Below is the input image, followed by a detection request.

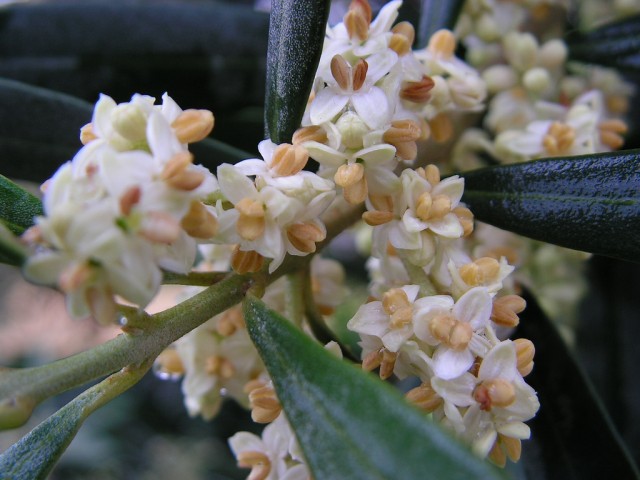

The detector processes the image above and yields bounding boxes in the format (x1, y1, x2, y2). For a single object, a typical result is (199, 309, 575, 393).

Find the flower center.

(543, 121, 575, 155)
(473, 378, 516, 411)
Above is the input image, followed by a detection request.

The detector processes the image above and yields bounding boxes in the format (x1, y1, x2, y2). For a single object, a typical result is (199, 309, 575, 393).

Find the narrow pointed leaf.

(243, 295, 504, 480)
(0, 174, 43, 235)
(265, 0, 330, 143)
(567, 15, 640, 71)
(0, 78, 92, 183)
(461, 151, 640, 262)
(417, 0, 466, 48)
(514, 291, 640, 479)
(0, 362, 150, 480)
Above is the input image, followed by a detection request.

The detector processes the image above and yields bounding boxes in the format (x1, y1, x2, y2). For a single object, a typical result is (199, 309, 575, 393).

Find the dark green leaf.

(265, 0, 330, 143)
(243, 295, 504, 480)
(461, 150, 640, 262)
(0, 174, 43, 235)
(190, 137, 254, 168)
(417, 0, 465, 48)
(0, 78, 93, 183)
(514, 291, 640, 479)
(0, 363, 150, 480)
(567, 15, 640, 72)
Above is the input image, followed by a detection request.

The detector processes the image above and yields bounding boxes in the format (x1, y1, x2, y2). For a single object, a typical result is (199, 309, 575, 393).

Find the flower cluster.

(22, 94, 218, 323)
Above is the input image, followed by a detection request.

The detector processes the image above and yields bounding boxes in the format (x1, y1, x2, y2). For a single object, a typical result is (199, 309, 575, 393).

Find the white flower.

(413, 287, 493, 379)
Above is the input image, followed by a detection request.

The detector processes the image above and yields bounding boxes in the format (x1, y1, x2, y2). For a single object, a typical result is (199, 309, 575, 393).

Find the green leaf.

(190, 137, 254, 168)
(416, 0, 466, 48)
(0, 362, 151, 480)
(567, 15, 640, 72)
(265, 0, 330, 143)
(0, 78, 93, 183)
(514, 291, 640, 479)
(243, 295, 504, 480)
(460, 150, 640, 262)
(0, 174, 43, 235)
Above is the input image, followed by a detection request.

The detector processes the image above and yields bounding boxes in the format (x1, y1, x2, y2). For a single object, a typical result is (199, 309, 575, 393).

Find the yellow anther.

(488, 440, 507, 468)
(501, 434, 522, 462)
(171, 109, 214, 144)
(140, 211, 181, 244)
(406, 383, 443, 412)
(181, 200, 218, 239)
(543, 122, 575, 155)
(416, 192, 433, 221)
(429, 313, 457, 344)
(331, 55, 352, 91)
(235, 198, 266, 241)
(119, 185, 141, 216)
(286, 221, 325, 253)
(80, 123, 97, 145)
(429, 113, 454, 142)
(514, 338, 535, 377)
(271, 143, 309, 176)
(161, 152, 205, 191)
(216, 306, 245, 336)
(352, 59, 369, 91)
(389, 21, 415, 55)
(362, 349, 383, 372)
(205, 355, 235, 379)
(343, 175, 368, 204)
(382, 288, 411, 315)
(491, 295, 526, 328)
(453, 206, 474, 236)
(599, 118, 628, 150)
(369, 194, 394, 212)
(362, 210, 394, 226)
(379, 349, 397, 380)
(459, 257, 501, 286)
(383, 120, 422, 143)
(448, 322, 473, 351)
(428, 29, 457, 59)
(292, 125, 327, 145)
(344, 0, 372, 41)
(474, 378, 516, 411)
(248, 384, 282, 424)
(156, 349, 185, 376)
(334, 163, 364, 188)
(237, 451, 271, 480)
(231, 246, 264, 273)
(424, 164, 441, 185)
(400, 75, 436, 103)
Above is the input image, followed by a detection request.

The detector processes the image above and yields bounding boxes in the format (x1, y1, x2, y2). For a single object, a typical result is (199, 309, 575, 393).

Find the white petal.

(364, 50, 399, 85)
(228, 432, 264, 456)
(432, 176, 464, 207)
(234, 159, 268, 177)
(432, 374, 476, 406)
(217, 164, 257, 204)
(433, 347, 474, 380)
(309, 88, 349, 125)
(453, 287, 492, 329)
(147, 111, 182, 163)
(352, 87, 391, 129)
(304, 141, 348, 168)
(497, 421, 531, 439)
(382, 326, 412, 352)
(369, 0, 402, 36)
(402, 210, 430, 233)
(347, 302, 389, 338)
(356, 144, 397, 166)
(428, 213, 464, 238)
(478, 341, 517, 381)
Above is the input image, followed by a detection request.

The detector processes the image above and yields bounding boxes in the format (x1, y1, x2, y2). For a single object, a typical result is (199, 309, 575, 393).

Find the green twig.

(161, 270, 228, 286)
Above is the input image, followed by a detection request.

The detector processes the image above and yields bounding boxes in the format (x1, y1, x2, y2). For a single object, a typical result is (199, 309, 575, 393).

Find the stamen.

(216, 306, 245, 336)
(286, 222, 325, 253)
(85, 286, 118, 325)
(171, 109, 215, 144)
(406, 383, 443, 412)
(379, 349, 397, 380)
(453, 206, 474, 236)
(599, 118, 627, 150)
(331, 55, 352, 91)
(119, 185, 141, 216)
(237, 451, 271, 480)
(400, 75, 435, 103)
(181, 201, 218, 239)
(543, 122, 575, 155)
(80, 123, 97, 145)
(205, 355, 236, 378)
(459, 257, 500, 286)
(429, 113, 454, 142)
(292, 125, 327, 145)
(474, 378, 516, 410)
(344, 0, 372, 41)
(514, 338, 535, 376)
(231, 246, 264, 273)
(362, 210, 394, 226)
(352, 59, 369, 91)
(248, 383, 282, 424)
(155, 349, 185, 376)
(491, 295, 526, 328)
(235, 198, 266, 241)
(162, 152, 205, 191)
(140, 211, 181, 243)
(428, 29, 456, 59)
(382, 288, 411, 315)
(270, 143, 309, 176)
(60, 262, 93, 292)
